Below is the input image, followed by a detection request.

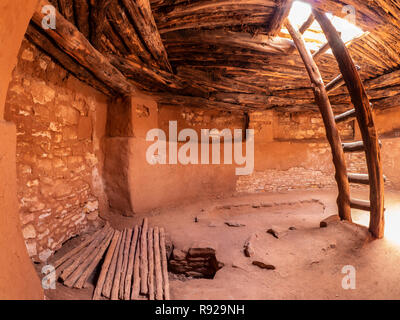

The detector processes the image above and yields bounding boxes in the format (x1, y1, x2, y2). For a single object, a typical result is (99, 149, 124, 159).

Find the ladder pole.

(314, 10, 385, 239)
(285, 21, 352, 222)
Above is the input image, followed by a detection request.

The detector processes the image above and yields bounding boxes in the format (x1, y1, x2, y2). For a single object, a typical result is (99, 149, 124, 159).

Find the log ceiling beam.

(74, 0, 90, 39)
(176, 66, 270, 95)
(31, 0, 135, 96)
(57, 0, 75, 24)
(120, 0, 172, 72)
(26, 0, 400, 113)
(154, 92, 349, 113)
(154, 93, 259, 112)
(90, 0, 113, 49)
(164, 29, 295, 54)
(267, 0, 293, 36)
(25, 23, 114, 96)
(153, 0, 276, 34)
(107, 1, 153, 66)
(107, 54, 208, 97)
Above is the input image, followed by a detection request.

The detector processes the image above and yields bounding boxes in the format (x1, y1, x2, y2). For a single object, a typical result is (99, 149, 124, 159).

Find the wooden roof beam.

(107, 54, 208, 97)
(267, 0, 294, 36)
(31, 0, 135, 96)
(153, 93, 258, 112)
(120, 0, 172, 72)
(107, 1, 153, 65)
(89, 0, 113, 49)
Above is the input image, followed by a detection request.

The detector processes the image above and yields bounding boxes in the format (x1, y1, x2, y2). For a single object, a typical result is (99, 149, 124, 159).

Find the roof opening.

(282, 1, 366, 53)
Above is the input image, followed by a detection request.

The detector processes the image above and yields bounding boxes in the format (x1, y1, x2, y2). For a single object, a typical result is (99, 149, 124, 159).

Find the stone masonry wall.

(272, 110, 354, 141)
(4, 39, 108, 262)
(237, 109, 400, 193)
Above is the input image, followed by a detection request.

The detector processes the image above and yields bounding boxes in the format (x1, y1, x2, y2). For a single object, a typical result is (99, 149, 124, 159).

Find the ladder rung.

(348, 173, 387, 185)
(350, 198, 371, 211)
(348, 173, 369, 184)
(342, 141, 364, 152)
(335, 109, 356, 123)
(313, 32, 342, 60)
(287, 15, 316, 55)
(313, 42, 330, 60)
(326, 65, 361, 93)
(299, 14, 315, 34)
(342, 140, 382, 152)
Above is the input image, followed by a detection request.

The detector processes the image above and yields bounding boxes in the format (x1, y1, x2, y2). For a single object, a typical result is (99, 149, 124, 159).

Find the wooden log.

(120, 0, 172, 72)
(63, 229, 111, 287)
(93, 230, 121, 300)
(131, 227, 142, 300)
(147, 227, 155, 300)
(164, 29, 294, 55)
(31, 0, 135, 96)
(211, 92, 313, 107)
(111, 229, 127, 300)
(140, 218, 149, 295)
(125, 225, 139, 300)
(287, 13, 315, 54)
(267, 0, 293, 36)
(154, 93, 258, 112)
(350, 198, 371, 211)
(342, 141, 365, 153)
(89, 0, 112, 49)
(348, 173, 386, 184)
(119, 228, 133, 299)
(285, 20, 352, 222)
(60, 224, 110, 282)
(159, 228, 170, 300)
(299, 13, 315, 34)
(343, 140, 381, 153)
(176, 66, 269, 95)
(52, 224, 106, 268)
(348, 173, 370, 185)
(335, 109, 356, 123)
(74, 0, 90, 38)
(325, 66, 361, 93)
(55, 257, 75, 278)
(107, 1, 154, 66)
(315, 10, 385, 238)
(366, 69, 400, 90)
(155, 1, 276, 34)
(57, 0, 74, 24)
(102, 230, 122, 298)
(155, 0, 276, 22)
(107, 54, 208, 97)
(25, 24, 114, 96)
(312, 42, 331, 60)
(154, 227, 163, 300)
(74, 229, 114, 289)
(102, 18, 131, 56)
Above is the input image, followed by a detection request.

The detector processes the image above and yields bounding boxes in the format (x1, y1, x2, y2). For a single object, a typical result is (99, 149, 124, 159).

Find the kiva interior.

(1, 0, 400, 300)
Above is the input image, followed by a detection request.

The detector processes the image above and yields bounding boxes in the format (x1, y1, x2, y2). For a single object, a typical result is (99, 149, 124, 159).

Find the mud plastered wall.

(237, 109, 400, 193)
(4, 39, 108, 262)
(104, 99, 246, 216)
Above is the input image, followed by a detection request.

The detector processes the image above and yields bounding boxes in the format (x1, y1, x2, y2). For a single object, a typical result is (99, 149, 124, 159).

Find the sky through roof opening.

(282, 1, 366, 53)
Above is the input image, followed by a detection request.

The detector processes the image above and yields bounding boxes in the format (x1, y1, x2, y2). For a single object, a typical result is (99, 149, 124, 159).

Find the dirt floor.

(44, 187, 400, 300)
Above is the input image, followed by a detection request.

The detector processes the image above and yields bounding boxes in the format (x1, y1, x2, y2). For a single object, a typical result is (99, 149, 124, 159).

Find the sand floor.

(44, 187, 400, 300)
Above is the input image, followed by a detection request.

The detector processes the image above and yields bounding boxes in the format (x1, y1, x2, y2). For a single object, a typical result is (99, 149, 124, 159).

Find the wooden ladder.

(285, 9, 385, 238)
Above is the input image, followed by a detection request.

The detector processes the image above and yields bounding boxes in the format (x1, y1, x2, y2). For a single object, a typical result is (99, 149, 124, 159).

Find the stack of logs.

(52, 219, 170, 300)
